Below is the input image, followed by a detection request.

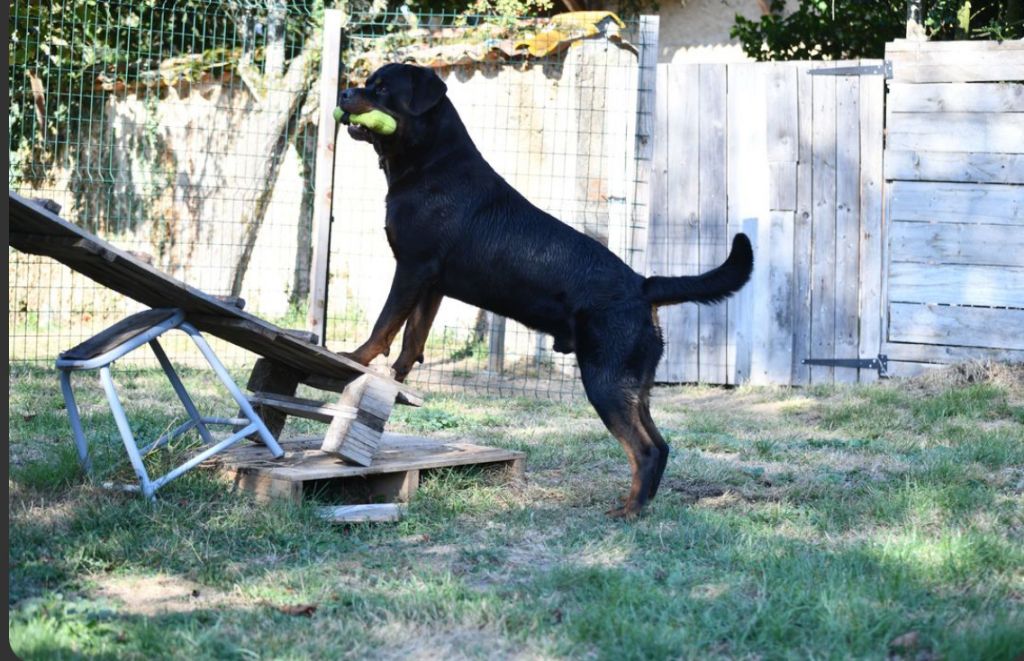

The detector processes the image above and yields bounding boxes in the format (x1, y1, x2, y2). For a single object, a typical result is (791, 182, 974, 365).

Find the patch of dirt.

(93, 574, 248, 616)
(665, 479, 727, 503)
(9, 492, 78, 531)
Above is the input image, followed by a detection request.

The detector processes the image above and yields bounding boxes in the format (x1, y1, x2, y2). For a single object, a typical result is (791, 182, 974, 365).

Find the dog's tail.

(642, 233, 754, 306)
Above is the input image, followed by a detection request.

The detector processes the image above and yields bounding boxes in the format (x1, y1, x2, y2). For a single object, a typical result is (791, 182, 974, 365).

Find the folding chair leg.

(99, 366, 155, 500)
(149, 338, 214, 445)
(182, 324, 284, 458)
(59, 369, 91, 474)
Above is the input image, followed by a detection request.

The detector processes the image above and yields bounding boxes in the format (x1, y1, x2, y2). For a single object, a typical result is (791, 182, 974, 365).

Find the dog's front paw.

(605, 504, 644, 520)
(340, 350, 372, 366)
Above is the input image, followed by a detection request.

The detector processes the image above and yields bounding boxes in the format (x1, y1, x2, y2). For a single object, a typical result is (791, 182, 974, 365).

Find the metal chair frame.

(56, 309, 284, 500)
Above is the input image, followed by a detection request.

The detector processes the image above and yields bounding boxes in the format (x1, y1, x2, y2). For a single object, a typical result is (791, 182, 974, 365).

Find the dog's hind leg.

(639, 402, 670, 500)
(577, 308, 666, 518)
(392, 289, 443, 382)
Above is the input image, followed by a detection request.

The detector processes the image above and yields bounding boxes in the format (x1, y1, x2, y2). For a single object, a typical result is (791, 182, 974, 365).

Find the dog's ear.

(406, 67, 447, 116)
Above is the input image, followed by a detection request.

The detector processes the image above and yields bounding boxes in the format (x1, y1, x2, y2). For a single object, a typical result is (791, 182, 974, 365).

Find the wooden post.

(487, 312, 505, 374)
(321, 374, 398, 466)
(243, 358, 302, 440)
(307, 9, 344, 344)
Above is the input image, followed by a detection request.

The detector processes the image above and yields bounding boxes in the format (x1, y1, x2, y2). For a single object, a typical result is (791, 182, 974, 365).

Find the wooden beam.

(308, 9, 344, 343)
(321, 374, 398, 466)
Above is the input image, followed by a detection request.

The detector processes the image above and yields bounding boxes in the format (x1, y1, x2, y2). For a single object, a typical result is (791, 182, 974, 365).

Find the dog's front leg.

(344, 262, 436, 366)
(391, 289, 443, 382)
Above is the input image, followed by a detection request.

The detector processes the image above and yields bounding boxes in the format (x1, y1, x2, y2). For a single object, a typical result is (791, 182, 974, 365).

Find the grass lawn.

(8, 361, 1024, 660)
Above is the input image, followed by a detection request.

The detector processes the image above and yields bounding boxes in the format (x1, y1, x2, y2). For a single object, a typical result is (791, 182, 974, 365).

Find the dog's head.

(338, 63, 448, 147)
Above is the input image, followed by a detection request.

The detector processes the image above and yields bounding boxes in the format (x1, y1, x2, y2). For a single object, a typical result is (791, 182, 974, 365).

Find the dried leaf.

(277, 604, 317, 617)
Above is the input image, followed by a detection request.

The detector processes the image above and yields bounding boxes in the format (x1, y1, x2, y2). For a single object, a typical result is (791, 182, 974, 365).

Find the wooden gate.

(648, 60, 885, 386)
(880, 40, 1024, 376)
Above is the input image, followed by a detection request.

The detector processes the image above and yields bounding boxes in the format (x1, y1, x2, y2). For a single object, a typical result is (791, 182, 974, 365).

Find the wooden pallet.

(208, 434, 526, 505)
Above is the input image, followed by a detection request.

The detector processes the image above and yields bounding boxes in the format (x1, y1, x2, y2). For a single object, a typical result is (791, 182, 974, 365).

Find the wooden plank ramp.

(8, 192, 422, 407)
(208, 434, 526, 506)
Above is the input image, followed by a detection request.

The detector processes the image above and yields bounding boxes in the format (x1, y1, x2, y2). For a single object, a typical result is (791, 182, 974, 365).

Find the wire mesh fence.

(9, 3, 656, 402)
(9, 0, 322, 368)
(325, 10, 654, 401)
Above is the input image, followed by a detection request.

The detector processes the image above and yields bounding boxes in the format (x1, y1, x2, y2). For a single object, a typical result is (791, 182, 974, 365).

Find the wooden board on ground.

(209, 434, 526, 505)
(317, 504, 404, 523)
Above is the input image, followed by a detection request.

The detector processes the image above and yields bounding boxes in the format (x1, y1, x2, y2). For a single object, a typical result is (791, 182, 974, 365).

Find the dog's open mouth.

(339, 109, 378, 143)
(347, 123, 373, 141)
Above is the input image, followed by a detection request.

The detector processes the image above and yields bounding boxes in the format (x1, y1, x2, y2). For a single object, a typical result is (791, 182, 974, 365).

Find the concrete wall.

(657, 0, 767, 64)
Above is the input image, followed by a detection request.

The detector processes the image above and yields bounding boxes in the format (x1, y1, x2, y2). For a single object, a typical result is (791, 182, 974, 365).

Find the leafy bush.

(732, 0, 1023, 61)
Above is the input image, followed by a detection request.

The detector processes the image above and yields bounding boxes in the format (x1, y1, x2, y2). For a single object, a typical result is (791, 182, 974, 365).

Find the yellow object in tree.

(516, 11, 628, 58)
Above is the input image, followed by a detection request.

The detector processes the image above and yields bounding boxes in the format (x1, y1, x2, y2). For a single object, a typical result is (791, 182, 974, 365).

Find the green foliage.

(732, 0, 1024, 61)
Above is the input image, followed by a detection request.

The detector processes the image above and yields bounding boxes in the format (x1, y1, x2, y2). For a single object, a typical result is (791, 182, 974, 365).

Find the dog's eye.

(376, 85, 388, 96)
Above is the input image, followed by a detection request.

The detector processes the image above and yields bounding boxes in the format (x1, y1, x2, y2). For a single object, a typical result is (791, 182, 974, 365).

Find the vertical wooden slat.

(698, 64, 729, 384)
(307, 9, 343, 342)
(767, 64, 800, 165)
(727, 63, 769, 385)
(858, 64, 885, 383)
(752, 62, 798, 386)
(754, 211, 796, 384)
(792, 62, 815, 386)
(487, 312, 506, 373)
(658, 64, 700, 382)
(834, 69, 861, 384)
(649, 63, 670, 380)
(810, 62, 837, 384)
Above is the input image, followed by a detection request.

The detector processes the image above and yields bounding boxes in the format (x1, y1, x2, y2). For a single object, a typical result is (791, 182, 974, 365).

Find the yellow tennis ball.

(350, 110, 397, 135)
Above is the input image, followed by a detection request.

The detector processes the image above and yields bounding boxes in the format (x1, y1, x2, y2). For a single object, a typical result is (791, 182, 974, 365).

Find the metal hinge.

(808, 62, 892, 78)
(802, 354, 889, 378)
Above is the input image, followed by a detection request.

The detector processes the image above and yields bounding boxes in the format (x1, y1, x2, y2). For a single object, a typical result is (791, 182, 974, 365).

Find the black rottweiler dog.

(339, 63, 753, 517)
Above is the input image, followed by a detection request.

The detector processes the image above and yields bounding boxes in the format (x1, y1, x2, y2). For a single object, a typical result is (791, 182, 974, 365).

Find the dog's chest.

(383, 190, 453, 259)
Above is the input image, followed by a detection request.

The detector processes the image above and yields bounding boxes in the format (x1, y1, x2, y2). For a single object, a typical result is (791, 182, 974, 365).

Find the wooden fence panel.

(886, 112, 1024, 153)
(648, 59, 887, 385)
(728, 64, 769, 385)
(751, 63, 798, 386)
(887, 82, 1024, 113)
(888, 181, 1023, 225)
(697, 64, 730, 384)
(889, 221, 1024, 267)
(834, 70, 862, 384)
(883, 39, 1024, 374)
(792, 62, 816, 386)
(888, 39, 1024, 83)
(809, 63, 838, 384)
(889, 304, 1024, 351)
(858, 66, 885, 384)
(885, 150, 1024, 184)
(651, 64, 700, 383)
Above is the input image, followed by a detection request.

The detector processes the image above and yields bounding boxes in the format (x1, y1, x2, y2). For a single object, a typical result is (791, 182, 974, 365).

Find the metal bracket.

(802, 354, 889, 378)
(809, 62, 892, 78)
